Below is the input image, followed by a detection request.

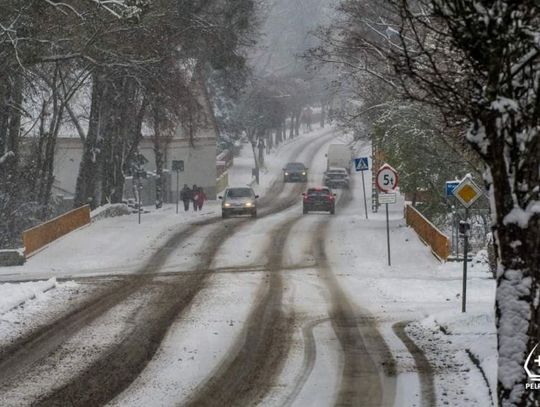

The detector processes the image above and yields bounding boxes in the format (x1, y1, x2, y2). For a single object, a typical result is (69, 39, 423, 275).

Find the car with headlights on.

(302, 187, 336, 214)
(324, 167, 350, 189)
(219, 187, 259, 218)
(283, 162, 308, 182)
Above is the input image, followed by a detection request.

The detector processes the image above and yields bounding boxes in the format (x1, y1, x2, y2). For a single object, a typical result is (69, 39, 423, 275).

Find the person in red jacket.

(194, 186, 207, 211)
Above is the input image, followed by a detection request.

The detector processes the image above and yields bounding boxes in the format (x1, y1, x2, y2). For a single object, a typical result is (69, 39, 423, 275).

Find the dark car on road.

(219, 187, 259, 218)
(302, 187, 336, 214)
(283, 162, 308, 182)
(324, 167, 350, 189)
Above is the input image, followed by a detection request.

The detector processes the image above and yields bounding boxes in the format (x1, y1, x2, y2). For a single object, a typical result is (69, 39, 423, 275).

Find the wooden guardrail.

(405, 204, 451, 261)
(23, 205, 91, 256)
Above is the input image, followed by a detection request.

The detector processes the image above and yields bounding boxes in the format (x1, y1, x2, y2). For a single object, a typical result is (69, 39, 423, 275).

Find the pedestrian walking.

(192, 184, 199, 211)
(180, 184, 192, 211)
(195, 187, 207, 211)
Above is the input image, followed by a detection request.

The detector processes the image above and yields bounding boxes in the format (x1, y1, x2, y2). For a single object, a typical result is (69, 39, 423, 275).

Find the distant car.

(219, 187, 259, 218)
(324, 167, 350, 189)
(303, 187, 336, 214)
(283, 162, 308, 182)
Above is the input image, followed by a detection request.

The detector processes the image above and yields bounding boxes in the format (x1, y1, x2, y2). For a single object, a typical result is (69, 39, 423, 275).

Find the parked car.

(219, 187, 259, 218)
(283, 162, 308, 182)
(324, 167, 350, 189)
(302, 187, 336, 214)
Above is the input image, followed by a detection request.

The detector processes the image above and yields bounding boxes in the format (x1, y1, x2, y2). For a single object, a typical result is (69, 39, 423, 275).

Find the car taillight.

(328, 195, 334, 200)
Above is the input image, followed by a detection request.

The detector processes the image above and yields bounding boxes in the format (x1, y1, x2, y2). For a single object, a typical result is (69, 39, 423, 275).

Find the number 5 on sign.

(376, 164, 399, 192)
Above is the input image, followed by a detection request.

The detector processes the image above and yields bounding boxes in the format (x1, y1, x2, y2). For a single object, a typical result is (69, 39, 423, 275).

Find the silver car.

(324, 167, 350, 189)
(219, 187, 259, 218)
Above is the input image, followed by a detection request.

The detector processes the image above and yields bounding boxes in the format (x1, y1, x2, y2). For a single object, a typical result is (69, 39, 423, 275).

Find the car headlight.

(302, 172, 306, 175)
(284, 172, 289, 175)
(224, 203, 231, 207)
(244, 202, 253, 207)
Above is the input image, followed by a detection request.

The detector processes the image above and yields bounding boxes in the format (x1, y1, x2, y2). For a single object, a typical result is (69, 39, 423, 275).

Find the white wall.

(53, 139, 83, 196)
(139, 137, 217, 199)
(54, 136, 217, 201)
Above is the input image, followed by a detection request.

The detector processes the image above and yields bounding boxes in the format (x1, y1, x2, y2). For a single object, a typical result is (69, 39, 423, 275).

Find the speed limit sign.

(376, 164, 399, 192)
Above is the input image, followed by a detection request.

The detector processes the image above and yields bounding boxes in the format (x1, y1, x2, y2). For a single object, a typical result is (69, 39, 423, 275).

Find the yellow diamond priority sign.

(453, 177, 482, 208)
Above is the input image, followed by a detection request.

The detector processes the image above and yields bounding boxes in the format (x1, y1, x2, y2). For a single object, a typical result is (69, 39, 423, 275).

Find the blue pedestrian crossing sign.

(445, 180, 460, 197)
(354, 157, 369, 172)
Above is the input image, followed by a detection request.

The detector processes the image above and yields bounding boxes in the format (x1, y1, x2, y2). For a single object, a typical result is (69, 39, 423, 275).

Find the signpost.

(452, 175, 482, 313)
(354, 157, 369, 219)
(172, 160, 184, 214)
(376, 164, 399, 266)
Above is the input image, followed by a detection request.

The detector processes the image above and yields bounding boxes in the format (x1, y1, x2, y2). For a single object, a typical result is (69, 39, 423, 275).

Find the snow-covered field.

(0, 124, 497, 406)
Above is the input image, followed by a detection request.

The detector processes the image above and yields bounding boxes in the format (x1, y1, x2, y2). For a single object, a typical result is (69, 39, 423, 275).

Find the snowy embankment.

(0, 279, 57, 314)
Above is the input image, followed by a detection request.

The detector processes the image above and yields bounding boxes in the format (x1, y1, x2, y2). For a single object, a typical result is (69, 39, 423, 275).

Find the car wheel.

(251, 210, 257, 218)
(222, 210, 228, 218)
(303, 207, 308, 214)
(330, 207, 335, 215)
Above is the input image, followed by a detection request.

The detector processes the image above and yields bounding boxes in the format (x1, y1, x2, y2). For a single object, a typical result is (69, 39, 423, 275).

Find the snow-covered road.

(0, 124, 496, 406)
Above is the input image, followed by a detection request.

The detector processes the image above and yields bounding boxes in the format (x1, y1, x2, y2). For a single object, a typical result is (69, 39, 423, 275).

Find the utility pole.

(461, 208, 470, 313)
(386, 203, 391, 266)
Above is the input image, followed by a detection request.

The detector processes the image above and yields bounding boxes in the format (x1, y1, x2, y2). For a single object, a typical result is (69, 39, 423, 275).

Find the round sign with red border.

(376, 164, 399, 192)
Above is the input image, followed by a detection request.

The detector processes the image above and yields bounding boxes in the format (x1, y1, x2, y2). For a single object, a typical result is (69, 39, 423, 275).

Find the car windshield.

(307, 189, 330, 196)
(285, 163, 305, 170)
(227, 188, 253, 198)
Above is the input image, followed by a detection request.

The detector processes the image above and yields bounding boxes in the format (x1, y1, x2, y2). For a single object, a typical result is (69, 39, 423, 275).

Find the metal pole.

(456, 212, 460, 259)
(462, 208, 469, 313)
(138, 183, 141, 225)
(451, 211, 455, 256)
(361, 170, 368, 219)
(176, 170, 179, 214)
(386, 203, 391, 266)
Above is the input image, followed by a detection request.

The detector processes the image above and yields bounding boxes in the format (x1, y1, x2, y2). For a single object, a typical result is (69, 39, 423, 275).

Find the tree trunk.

(320, 102, 326, 128)
(488, 115, 540, 405)
(75, 72, 105, 208)
(4, 70, 23, 169)
(0, 75, 10, 156)
(289, 112, 295, 139)
(294, 109, 301, 137)
(38, 66, 65, 217)
(153, 103, 164, 209)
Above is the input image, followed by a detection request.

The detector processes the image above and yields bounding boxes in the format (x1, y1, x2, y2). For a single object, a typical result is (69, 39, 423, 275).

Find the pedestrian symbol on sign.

(354, 157, 369, 172)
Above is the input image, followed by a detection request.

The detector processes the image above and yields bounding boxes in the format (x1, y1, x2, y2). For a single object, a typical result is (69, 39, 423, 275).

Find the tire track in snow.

(280, 317, 331, 407)
(279, 183, 396, 406)
(182, 216, 301, 407)
(314, 219, 395, 406)
(392, 321, 436, 407)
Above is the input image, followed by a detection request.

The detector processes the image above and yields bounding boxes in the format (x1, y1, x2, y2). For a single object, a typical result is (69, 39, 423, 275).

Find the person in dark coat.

(191, 184, 199, 211)
(180, 184, 192, 211)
